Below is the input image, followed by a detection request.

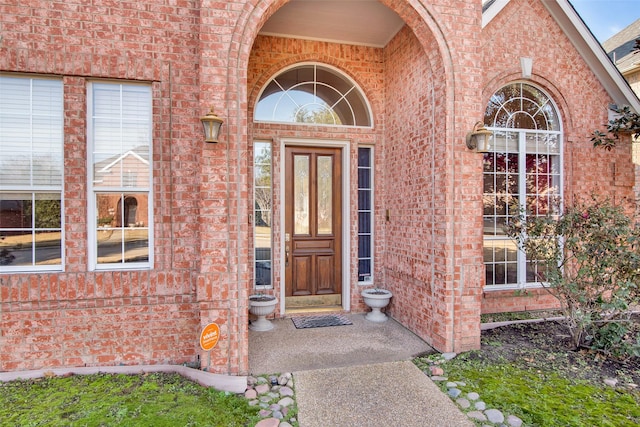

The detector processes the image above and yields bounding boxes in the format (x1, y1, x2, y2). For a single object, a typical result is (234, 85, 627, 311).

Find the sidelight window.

(254, 141, 273, 288)
(358, 147, 373, 284)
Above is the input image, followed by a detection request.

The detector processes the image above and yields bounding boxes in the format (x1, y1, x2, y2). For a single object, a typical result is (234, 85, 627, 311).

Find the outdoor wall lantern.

(200, 107, 224, 143)
(466, 121, 493, 153)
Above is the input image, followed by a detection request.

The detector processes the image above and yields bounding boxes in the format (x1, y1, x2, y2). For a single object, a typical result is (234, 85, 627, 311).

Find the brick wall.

(382, 3, 485, 352)
(0, 0, 208, 372)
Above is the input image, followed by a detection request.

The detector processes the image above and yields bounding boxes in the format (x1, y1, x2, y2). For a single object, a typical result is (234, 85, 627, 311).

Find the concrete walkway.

(295, 361, 474, 427)
(249, 313, 473, 426)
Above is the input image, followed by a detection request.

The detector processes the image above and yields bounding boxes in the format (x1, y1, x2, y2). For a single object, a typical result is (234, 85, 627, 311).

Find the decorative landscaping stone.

(604, 378, 618, 387)
(247, 376, 298, 426)
(507, 414, 523, 427)
(430, 376, 447, 381)
(278, 373, 292, 385)
(255, 418, 279, 427)
(467, 392, 479, 401)
(278, 396, 295, 407)
(430, 366, 444, 376)
(467, 411, 487, 421)
(456, 398, 470, 409)
(447, 388, 461, 398)
(446, 382, 458, 388)
(279, 386, 294, 396)
(485, 408, 505, 424)
(442, 352, 457, 360)
(255, 384, 270, 394)
(475, 401, 486, 410)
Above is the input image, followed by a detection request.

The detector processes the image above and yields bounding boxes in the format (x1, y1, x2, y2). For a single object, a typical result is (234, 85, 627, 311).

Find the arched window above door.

(254, 64, 372, 127)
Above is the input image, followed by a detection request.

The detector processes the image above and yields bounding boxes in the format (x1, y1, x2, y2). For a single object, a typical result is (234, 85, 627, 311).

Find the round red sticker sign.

(200, 323, 220, 351)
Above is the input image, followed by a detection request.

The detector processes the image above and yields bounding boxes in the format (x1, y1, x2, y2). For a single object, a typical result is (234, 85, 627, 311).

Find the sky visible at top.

(569, 0, 640, 42)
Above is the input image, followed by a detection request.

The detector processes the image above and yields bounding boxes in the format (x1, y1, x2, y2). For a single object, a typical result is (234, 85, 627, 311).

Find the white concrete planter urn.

(249, 294, 278, 331)
(361, 288, 393, 322)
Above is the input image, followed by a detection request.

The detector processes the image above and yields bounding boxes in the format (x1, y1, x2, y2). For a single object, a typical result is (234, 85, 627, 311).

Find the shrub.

(509, 197, 640, 357)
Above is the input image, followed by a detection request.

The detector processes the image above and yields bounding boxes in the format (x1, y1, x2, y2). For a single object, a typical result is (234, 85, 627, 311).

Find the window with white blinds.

(0, 75, 64, 272)
(88, 82, 152, 270)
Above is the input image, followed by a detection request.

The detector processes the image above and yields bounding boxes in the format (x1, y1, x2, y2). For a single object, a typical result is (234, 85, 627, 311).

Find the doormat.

(291, 314, 353, 329)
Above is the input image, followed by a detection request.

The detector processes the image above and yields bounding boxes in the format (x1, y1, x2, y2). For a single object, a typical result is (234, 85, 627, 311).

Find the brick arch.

(228, 0, 455, 134)
(223, 0, 462, 362)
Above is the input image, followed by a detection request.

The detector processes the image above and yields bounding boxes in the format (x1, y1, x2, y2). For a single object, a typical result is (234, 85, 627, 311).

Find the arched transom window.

(254, 64, 372, 127)
(483, 82, 563, 289)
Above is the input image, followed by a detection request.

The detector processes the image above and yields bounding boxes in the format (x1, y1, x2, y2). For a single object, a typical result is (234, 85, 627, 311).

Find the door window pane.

(317, 156, 333, 235)
(294, 155, 310, 235)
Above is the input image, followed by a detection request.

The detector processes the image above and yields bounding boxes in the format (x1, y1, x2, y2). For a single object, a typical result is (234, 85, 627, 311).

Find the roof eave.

(540, 0, 640, 112)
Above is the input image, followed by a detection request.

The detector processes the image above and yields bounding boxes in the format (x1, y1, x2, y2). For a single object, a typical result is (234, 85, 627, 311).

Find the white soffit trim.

(482, 0, 511, 28)
(541, 0, 640, 112)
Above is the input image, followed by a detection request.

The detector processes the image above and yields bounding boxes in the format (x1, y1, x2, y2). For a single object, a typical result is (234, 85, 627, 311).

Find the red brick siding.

(0, 0, 206, 372)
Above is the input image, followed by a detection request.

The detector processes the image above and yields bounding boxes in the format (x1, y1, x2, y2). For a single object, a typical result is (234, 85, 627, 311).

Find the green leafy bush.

(509, 197, 640, 357)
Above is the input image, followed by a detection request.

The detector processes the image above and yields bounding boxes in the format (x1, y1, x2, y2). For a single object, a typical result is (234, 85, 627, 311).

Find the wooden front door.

(285, 146, 342, 308)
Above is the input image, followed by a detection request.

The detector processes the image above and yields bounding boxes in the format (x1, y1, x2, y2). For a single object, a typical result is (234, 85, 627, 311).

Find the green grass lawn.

(0, 372, 260, 427)
(415, 351, 640, 427)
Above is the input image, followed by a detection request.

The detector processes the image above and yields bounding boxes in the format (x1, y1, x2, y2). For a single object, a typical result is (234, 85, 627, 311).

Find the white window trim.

(0, 75, 65, 273)
(357, 145, 375, 286)
(87, 81, 154, 271)
(484, 82, 564, 291)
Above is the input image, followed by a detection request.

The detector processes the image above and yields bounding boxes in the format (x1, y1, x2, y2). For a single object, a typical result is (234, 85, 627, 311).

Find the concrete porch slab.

(249, 313, 435, 374)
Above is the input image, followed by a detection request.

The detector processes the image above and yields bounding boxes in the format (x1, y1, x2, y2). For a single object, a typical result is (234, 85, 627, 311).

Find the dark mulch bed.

(477, 317, 640, 386)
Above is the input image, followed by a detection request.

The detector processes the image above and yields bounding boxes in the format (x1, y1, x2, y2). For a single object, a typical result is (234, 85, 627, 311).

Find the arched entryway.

(197, 0, 485, 374)
(241, 0, 466, 347)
